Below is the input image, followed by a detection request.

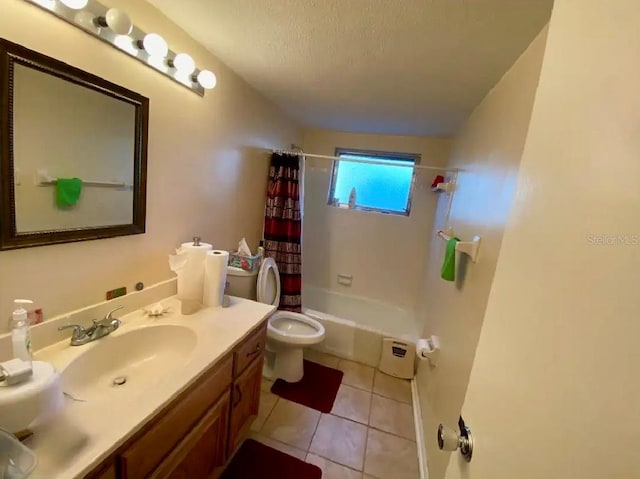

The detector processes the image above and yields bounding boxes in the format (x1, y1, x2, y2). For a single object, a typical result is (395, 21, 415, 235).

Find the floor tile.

(260, 398, 321, 450)
(338, 359, 375, 391)
(364, 429, 419, 479)
(309, 414, 368, 470)
(369, 394, 415, 440)
(305, 453, 363, 479)
(373, 371, 412, 404)
(247, 432, 307, 460)
(304, 349, 341, 368)
(250, 391, 278, 432)
(331, 384, 372, 424)
(261, 377, 274, 393)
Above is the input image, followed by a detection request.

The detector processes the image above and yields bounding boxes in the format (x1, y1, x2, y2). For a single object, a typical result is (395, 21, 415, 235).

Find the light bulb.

(74, 10, 100, 33)
(142, 33, 168, 58)
(114, 35, 138, 56)
(172, 53, 195, 74)
(174, 71, 193, 87)
(147, 55, 169, 73)
(60, 0, 88, 9)
(32, 0, 56, 9)
(103, 8, 132, 35)
(196, 70, 217, 89)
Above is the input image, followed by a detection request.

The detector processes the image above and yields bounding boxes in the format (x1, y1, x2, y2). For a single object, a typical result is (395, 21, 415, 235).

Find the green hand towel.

(441, 237, 460, 282)
(55, 178, 83, 207)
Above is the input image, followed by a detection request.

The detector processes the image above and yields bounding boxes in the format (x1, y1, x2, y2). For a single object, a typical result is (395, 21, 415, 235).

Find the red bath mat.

(271, 360, 343, 413)
(221, 439, 322, 479)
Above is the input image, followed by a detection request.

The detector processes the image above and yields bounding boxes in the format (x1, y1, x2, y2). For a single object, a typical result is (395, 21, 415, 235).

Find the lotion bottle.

(11, 299, 33, 364)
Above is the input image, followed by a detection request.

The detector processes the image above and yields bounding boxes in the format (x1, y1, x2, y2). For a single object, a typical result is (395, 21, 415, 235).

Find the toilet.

(226, 258, 325, 383)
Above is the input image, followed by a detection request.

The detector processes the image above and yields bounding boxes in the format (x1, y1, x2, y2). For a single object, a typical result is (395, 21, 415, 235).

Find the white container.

(378, 337, 416, 379)
(0, 361, 63, 433)
(0, 428, 37, 478)
(11, 300, 33, 364)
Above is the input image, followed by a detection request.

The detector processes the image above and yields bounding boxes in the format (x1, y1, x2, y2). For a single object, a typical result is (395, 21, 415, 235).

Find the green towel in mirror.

(55, 178, 83, 207)
(441, 237, 460, 281)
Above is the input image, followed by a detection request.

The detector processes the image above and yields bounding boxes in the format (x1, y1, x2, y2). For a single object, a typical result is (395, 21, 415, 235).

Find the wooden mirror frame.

(0, 39, 148, 250)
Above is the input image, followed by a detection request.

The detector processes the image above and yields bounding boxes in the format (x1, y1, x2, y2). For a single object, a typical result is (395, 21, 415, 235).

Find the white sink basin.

(61, 325, 197, 402)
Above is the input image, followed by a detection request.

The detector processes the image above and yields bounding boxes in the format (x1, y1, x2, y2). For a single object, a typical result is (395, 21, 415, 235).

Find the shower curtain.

(264, 152, 302, 312)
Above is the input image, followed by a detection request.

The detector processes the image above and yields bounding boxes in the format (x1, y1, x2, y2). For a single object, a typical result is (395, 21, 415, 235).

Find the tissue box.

(228, 252, 262, 272)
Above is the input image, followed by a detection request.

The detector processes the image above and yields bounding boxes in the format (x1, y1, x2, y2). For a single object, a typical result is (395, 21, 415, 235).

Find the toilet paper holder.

(437, 417, 473, 462)
(416, 335, 440, 367)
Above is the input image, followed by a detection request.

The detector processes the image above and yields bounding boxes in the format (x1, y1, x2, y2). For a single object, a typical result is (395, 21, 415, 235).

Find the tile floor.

(249, 350, 419, 479)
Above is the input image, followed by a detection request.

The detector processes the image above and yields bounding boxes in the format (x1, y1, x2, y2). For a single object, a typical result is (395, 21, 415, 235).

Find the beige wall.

(445, 1, 640, 478)
(302, 128, 450, 320)
(14, 64, 134, 232)
(415, 26, 549, 478)
(0, 0, 300, 330)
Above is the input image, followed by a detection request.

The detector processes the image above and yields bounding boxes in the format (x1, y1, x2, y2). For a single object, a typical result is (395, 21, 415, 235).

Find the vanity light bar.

(25, 0, 217, 96)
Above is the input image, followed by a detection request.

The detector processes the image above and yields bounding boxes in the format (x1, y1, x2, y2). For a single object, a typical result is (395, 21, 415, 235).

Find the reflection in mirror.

(0, 39, 148, 249)
(13, 64, 136, 233)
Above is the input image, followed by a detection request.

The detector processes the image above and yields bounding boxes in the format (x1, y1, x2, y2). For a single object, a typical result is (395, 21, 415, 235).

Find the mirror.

(0, 39, 148, 250)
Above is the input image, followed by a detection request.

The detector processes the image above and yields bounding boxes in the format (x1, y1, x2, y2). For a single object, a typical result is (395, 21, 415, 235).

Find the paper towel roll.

(175, 241, 212, 302)
(203, 250, 229, 307)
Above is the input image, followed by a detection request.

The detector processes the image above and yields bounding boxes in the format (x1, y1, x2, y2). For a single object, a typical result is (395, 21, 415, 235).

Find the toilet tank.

(226, 266, 258, 300)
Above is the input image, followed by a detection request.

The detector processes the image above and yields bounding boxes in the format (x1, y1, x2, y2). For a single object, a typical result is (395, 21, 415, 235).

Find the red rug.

(271, 360, 343, 413)
(221, 439, 321, 479)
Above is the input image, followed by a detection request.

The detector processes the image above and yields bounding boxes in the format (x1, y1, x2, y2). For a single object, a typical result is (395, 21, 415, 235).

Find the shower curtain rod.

(273, 149, 460, 172)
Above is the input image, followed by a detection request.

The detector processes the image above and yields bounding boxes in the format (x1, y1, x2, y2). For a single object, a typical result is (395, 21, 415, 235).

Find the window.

(328, 148, 418, 216)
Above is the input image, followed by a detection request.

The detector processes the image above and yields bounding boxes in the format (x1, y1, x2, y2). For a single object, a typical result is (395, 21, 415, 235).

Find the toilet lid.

(257, 258, 281, 308)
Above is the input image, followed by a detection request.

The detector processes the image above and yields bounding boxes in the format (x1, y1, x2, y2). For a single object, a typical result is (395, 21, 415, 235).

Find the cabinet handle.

(233, 384, 242, 408)
(246, 344, 262, 358)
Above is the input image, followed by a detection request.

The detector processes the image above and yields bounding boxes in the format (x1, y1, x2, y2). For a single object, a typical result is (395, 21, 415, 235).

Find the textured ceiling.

(148, 0, 553, 137)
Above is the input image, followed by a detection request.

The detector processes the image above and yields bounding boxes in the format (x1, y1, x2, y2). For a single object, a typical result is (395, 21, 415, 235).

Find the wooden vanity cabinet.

(89, 464, 117, 479)
(149, 391, 230, 479)
(84, 320, 267, 479)
(228, 351, 263, 455)
(228, 323, 266, 455)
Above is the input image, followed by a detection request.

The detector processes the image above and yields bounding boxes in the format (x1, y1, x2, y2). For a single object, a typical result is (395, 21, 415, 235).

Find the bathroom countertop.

(23, 296, 275, 479)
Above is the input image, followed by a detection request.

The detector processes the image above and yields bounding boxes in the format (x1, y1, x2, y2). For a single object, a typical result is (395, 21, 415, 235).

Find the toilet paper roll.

(174, 241, 212, 303)
(203, 250, 229, 308)
(416, 336, 440, 367)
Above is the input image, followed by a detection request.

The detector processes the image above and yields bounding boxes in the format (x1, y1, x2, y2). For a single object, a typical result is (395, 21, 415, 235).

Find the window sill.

(328, 203, 410, 217)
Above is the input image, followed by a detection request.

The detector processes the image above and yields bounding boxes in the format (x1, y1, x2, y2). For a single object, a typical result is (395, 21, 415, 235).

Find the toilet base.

(272, 345, 304, 383)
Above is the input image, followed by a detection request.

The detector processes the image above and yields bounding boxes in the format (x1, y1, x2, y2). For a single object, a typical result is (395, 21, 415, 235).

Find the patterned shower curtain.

(264, 153, 302, 312)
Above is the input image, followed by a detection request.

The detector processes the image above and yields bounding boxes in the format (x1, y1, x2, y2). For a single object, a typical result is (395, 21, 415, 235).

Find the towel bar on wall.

(34, 169, 129, 189)
(437, 229, 481, 263)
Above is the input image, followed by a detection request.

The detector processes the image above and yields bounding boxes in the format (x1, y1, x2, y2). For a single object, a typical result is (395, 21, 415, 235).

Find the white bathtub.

(303, 284, 419, 367)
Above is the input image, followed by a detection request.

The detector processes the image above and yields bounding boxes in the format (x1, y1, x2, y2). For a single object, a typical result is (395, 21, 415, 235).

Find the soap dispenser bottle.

(11, 299, 33, 364)
(348, 187, 357, 209)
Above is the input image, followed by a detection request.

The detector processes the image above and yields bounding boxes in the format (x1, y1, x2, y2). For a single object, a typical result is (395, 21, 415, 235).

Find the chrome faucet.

(58, 306, 123, 346)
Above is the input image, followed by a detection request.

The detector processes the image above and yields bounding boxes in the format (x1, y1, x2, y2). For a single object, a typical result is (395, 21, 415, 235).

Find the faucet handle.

(58, 324, 86, 341)
(104, 305, 124, 321)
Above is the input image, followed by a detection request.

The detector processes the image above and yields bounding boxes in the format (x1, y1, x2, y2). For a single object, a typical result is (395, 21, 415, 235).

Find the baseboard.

(411, 377, 429, 479)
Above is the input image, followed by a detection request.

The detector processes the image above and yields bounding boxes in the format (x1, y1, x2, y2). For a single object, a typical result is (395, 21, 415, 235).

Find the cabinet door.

(228, 356, 263, 455)
(149, 391, 230, 479)
(119, 356, 232, 479)
(85, 463, 116, 479)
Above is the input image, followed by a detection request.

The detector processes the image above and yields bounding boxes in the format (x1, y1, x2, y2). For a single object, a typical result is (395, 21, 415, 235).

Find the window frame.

(327, 147, 420, 216)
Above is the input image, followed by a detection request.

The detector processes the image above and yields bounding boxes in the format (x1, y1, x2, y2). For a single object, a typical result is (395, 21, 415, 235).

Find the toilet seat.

(268, 311, 325, 346)
(257, 258, 281, 308)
